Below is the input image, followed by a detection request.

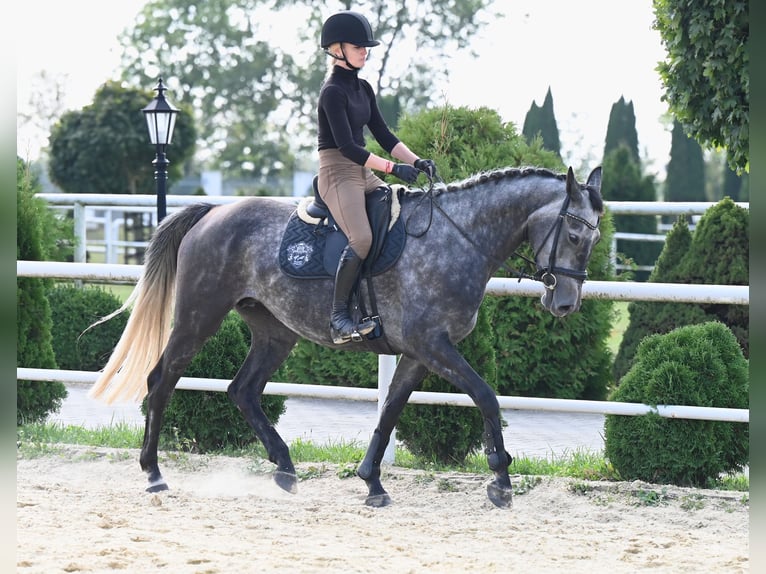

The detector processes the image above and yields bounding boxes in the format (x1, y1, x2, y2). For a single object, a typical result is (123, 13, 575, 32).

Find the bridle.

(523, 191, 600, 291)
(405, 175, 600, 291)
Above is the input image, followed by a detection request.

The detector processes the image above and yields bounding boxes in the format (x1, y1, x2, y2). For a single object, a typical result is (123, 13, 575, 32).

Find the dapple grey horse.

(90, 165, 603, 508)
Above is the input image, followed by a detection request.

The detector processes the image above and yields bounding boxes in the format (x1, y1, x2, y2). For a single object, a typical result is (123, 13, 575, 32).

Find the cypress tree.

(604, 96, 640, 164)
(522, 87, 561, 158)
(665, 119, 706, 203)
(723, 165, 749, 202)
(601, 147, 662, 281)
(17, 158, 67, 424)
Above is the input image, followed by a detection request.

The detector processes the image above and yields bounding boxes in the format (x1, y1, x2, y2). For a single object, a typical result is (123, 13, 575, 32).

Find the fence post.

(73, 202, 87, 264)
(378, 354, 397, 463)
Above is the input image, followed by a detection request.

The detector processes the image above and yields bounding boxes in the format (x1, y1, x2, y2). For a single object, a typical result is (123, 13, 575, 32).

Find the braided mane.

(425, 166, 564, 196)
(408, 166, 603, 213)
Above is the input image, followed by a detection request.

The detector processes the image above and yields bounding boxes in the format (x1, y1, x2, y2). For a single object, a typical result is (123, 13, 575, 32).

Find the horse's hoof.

(487, 482, 513, 508)
(146, 480, 169, 493)
(273, 470, 298, 494)
(365, 493, 391, 508)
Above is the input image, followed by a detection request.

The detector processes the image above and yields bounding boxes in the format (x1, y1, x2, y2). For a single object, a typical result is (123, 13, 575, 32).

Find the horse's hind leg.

(357, 355, 429, 507)
(141, 309, 231, 492)
(228, 303, 299, 493)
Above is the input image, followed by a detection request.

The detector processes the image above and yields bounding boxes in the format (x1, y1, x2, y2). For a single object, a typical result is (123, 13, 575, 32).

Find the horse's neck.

(432, 182, 550, 263)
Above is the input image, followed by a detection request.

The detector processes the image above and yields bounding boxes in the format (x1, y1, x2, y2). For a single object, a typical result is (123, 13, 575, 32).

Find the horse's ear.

(586, 166, 602, 191)
(565, 166, 578, 200)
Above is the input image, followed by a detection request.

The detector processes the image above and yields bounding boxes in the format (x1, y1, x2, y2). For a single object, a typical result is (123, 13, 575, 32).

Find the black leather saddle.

(278, 176, 406, 279)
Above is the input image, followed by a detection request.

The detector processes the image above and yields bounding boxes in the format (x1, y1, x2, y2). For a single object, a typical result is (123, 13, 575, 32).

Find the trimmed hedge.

(614, 199, 749, 382)
(604, 321, 748, 487)
(17, 158, 68, 425)
(47, 284, 129, 371)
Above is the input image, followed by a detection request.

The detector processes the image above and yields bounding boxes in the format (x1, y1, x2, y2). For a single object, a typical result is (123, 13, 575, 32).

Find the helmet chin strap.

(324, 46, 360, 71)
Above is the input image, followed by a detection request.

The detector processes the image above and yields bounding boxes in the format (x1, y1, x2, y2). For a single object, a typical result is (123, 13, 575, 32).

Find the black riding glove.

(391, 163, 419, 184)
(414, 158, 437, 178)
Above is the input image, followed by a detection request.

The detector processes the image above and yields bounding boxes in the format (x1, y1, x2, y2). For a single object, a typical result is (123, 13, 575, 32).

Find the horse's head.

(529, 166, 603, 317)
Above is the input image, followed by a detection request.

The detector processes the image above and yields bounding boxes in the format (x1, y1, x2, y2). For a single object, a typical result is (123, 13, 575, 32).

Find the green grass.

(16, 421, 748, 492)
(608, 301, 630, 355)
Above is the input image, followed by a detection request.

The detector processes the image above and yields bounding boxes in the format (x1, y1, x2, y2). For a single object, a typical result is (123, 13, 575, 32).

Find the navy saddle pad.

(279, 187, 406, 279)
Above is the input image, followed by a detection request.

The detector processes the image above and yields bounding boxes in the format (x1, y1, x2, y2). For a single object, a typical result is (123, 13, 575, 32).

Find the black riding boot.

(330, 246, 376, 344)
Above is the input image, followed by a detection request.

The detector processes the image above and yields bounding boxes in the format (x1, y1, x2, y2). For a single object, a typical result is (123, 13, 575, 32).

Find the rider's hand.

(391, 163, 420, 184)
(414, 158, 437, 178)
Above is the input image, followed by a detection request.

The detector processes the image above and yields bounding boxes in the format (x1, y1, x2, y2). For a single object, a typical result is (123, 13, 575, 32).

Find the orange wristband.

(384, 161, 393, 174)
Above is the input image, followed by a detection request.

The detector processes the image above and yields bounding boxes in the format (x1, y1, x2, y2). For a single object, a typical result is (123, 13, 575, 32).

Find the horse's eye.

(568, 233, 579, 246)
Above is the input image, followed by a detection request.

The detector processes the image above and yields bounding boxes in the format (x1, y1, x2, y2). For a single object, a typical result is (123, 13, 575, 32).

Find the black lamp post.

(142, 77, 179, 223)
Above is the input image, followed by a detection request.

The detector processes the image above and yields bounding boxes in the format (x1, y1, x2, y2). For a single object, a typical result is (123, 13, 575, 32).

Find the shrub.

(155, 312, 286, 452)
(614, 199, 749, 382)
(604, 321, 748, 487)
(47, 284, 129, 371)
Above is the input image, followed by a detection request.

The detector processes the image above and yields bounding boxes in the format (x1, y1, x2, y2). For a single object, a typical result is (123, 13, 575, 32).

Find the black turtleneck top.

(317, 65, 400, 166)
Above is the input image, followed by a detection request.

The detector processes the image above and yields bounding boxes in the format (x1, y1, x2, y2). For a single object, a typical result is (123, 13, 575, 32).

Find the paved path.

(51, 384, 606, 459)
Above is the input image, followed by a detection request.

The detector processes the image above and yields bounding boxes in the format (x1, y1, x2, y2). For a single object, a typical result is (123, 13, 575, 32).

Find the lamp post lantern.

(142, 77, 179, 223)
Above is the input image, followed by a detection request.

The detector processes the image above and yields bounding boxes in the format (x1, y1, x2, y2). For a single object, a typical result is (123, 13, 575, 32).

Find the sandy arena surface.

(17, 445, 748, 573)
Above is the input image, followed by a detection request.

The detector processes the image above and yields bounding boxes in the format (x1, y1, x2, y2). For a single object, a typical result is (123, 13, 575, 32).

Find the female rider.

(317, 10, 436, 344)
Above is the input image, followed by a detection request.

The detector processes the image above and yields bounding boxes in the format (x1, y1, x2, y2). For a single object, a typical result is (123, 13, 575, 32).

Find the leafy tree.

(603, 96, 640, 164)
(118, 0, 494, 175)
(17, 158, 67, 424)
(522, 87, 561, 158)
(48, 81, 196, 196)
(653, 0, 748, 173)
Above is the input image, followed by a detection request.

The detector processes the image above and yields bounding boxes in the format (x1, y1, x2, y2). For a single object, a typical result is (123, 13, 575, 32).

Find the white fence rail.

(16, 260, 750, 305)
(18, 368, 748, 424)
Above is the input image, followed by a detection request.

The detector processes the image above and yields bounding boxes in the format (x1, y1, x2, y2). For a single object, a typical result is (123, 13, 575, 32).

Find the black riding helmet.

(320, 11, 380, 48)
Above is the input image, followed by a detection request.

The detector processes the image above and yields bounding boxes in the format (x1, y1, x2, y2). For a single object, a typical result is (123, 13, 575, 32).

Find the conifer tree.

(723, 165, 749, 202)
(522, 87, 561, 158)
(604, 96, 640, 164)
(613, 199, 748, 382)
(17, 158, 67, 424)
(601, 147, 661, 281)
(665, 119, 706, 203)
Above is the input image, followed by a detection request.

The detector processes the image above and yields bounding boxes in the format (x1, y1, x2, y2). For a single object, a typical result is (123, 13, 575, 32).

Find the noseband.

(531, 192, 600, 290)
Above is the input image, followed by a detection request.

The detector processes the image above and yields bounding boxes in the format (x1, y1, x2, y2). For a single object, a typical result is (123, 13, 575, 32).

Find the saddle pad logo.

(286, 242, 314, 268)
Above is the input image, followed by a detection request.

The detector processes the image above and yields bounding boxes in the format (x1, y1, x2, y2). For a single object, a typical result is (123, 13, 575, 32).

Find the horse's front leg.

(415, 336, 514, 508)
(482, 415, 514, 508)
(357, 356, 429, 507)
